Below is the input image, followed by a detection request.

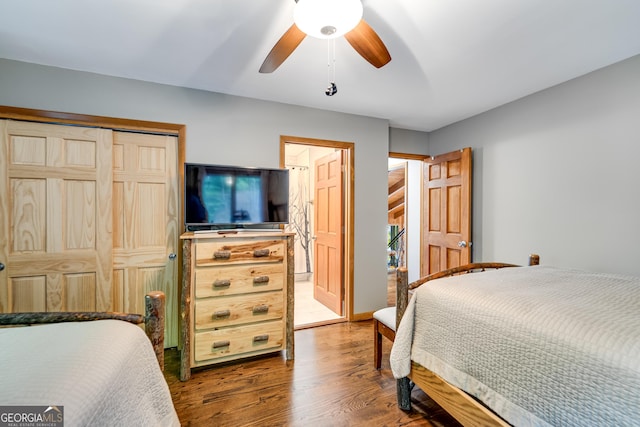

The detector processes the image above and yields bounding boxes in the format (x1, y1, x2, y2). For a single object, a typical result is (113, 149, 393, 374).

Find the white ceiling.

(2, 0, 640, 132)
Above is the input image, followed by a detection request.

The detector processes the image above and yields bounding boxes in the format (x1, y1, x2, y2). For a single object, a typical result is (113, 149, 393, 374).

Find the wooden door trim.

(280, 135, 355, 322)
(389, 152, 429, 161)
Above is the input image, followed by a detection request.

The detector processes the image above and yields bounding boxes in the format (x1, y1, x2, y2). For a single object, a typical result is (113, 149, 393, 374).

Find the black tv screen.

(185, 163, 289, 228)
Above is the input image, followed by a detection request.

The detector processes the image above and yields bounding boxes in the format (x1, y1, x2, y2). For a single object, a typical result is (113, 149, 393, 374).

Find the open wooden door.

(313, 150, 344, 315)
(421, 148, 472, 275)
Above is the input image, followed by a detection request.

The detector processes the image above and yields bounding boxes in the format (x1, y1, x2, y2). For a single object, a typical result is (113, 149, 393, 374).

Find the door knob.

(457, 241, 467, 248)
(168, 253, 177, 260)
(0, 262, 4, 271)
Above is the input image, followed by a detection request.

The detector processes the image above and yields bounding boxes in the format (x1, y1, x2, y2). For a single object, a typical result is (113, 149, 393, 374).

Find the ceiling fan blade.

(259, 24, 306, 73)
(344, 19, 391, 68)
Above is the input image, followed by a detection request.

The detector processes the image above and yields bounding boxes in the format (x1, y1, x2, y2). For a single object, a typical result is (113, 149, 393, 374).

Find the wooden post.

(145, 291, 166, 371)
(180, 238, 192, 381)
(396, 267, 409, 328)
(395, 267, 412, 411)
(285, 234, 295, 360)
(529, 254, 540, 266)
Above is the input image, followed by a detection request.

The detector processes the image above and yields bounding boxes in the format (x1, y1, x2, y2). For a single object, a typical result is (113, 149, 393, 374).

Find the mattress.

(0, 319, 180, 427)
(390, 266, 640, 426)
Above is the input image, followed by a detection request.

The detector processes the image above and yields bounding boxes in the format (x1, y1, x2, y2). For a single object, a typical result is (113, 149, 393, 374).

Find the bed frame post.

(396, 267, 409, 323)
(396, 267, 412, 411)
(529, 254, 540, 266)
(145, 291, 166, 371)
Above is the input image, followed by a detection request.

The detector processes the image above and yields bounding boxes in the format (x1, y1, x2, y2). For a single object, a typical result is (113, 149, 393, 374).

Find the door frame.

(280, 135, 355, 321)
(389, 152, 428, 284)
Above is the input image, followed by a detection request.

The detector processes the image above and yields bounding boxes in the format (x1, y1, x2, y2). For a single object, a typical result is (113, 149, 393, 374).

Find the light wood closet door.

(0, 120, 113, 312)
(112, 131, 179, 347)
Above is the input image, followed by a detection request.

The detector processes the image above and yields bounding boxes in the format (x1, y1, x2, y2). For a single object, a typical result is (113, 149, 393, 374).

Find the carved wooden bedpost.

(145, 291, 166, 371)
(396, 267, 412, 411)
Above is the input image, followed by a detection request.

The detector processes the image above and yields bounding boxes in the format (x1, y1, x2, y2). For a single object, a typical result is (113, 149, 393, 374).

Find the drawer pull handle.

(253, 276, 270, 285)
(212, 340, 230, 349)
(253, 249, 270, 258)
(213, 279, 231, 288)
(252, 304, 269, 315)
(213, 250, 231, 260)
(212, 310, 231, 320)
(253, 334, 269, 343)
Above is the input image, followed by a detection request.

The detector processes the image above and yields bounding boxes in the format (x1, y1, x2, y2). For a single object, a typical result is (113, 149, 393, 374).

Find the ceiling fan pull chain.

(327, 38, 331, 82)
(325, 38, 338, 96)
(332, 38, 337, 84)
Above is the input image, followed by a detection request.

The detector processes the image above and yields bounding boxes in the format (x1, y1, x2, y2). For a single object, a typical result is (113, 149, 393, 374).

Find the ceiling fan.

(259, 0, 391, 73)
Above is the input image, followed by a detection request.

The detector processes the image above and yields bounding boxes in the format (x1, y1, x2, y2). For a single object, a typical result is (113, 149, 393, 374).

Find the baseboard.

(352, 311, 374, 321)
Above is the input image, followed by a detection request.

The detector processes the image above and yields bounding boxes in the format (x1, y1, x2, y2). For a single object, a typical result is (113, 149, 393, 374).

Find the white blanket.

(0, 319, 180, 427)
(390, 266, 640, 427)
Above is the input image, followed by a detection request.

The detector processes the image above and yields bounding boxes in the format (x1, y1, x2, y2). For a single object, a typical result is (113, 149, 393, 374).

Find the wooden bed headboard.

(395, 254, 540, 329)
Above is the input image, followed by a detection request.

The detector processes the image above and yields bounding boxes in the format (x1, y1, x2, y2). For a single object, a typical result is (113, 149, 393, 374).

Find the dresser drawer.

(195, 263, 284, 298)
(195, 291, 283, 330)
(195, 239, 285, 266)
(194, 320, 284, 362)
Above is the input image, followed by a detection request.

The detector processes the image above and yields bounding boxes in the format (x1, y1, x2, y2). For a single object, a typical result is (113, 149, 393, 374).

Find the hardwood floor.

(164, 320, 461, 427)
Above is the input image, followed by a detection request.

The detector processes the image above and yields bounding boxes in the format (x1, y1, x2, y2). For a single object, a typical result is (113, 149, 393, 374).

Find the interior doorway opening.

(281, 136, 354, 329)
(387, 154, 424, 305)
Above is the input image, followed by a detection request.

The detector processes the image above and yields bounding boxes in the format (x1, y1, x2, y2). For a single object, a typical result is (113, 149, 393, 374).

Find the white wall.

(0, 58, 391, 314)
(429, 54, 640, 275)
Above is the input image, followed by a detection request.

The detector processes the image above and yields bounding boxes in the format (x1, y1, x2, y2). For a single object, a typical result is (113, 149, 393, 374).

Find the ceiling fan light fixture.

(294, 0, 363, 39)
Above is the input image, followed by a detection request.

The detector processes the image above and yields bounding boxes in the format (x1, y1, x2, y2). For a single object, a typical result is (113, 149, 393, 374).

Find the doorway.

(387, 154, 424, 305)
(281, 136, 354, 329)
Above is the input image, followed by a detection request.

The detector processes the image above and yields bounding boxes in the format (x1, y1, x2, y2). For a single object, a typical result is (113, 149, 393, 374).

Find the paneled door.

(0, 120, 180, 348)
(0, 120, 113, 312)
(313, 150, 344, 315)
(112, 131, 179, 347)
(421, 148, 472, 275)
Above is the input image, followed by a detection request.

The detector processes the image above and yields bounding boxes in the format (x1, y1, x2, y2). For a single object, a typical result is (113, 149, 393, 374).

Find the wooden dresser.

(179, 231, 294, 380)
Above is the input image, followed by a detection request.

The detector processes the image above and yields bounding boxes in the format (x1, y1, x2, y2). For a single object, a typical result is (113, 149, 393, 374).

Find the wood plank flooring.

(164, 320, 461, 427)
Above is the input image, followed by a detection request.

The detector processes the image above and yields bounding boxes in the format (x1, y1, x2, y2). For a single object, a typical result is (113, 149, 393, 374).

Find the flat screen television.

(184, 163, 289, 229)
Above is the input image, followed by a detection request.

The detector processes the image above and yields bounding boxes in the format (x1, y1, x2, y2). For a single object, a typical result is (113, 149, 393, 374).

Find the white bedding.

(390, 266, 640, 427)
(0, 319, 180, 427)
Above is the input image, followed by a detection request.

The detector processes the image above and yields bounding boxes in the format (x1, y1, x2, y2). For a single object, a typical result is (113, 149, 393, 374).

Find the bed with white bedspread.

(391, 265, 640, 426)
(0, 319, 180, 426)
